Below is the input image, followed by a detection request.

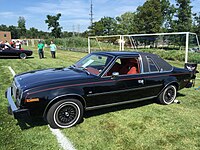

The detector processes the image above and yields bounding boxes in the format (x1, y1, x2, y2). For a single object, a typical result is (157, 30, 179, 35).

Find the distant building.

(0, 31, 11, 42)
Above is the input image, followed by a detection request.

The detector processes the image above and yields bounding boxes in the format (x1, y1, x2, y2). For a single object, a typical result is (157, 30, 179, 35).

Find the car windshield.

(74, 53, 113, 75)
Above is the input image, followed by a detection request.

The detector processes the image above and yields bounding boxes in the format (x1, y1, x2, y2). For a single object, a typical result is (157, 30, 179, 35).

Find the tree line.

(89, 0, 200, 37)
(0, 0, 200, 39)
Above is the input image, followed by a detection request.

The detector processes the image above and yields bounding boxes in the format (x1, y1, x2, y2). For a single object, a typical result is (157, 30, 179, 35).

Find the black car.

(0, 44, 32, 59)
(6, 51, 194, 128)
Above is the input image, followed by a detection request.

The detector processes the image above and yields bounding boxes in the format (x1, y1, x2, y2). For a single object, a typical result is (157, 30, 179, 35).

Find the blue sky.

(0, 0, 199, 32)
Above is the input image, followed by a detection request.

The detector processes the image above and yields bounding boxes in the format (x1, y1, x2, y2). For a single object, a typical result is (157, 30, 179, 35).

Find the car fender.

(157, 81, 179, 97)
(42, 93, 86, 119)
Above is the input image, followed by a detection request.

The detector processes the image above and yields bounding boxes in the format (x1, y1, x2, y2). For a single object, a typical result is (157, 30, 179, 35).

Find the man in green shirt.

(38, 40, 44, 59)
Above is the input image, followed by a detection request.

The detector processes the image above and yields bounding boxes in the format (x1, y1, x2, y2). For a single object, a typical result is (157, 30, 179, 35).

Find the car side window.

(0, 44, 5, 50)
(75, 54, 114, 75)
(104, 57, 140, 76)
(147, 57, 159, 72)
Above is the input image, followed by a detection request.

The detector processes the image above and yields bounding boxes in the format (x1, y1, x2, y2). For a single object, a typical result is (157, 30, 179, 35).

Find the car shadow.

(16, 93, 185, 130)
(177, 92, 186, 97)
(17, 99, 155, 130)
(84, 99, 155, 118)
(0, 56, 34, 59)
(16, 117, 47, 130)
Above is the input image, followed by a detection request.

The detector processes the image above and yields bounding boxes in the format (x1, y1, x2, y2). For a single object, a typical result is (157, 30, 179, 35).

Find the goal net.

(88, 32, 200, 63)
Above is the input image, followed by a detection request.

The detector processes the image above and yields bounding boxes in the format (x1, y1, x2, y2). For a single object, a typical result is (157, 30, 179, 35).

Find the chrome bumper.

(6, 87, 29, 119)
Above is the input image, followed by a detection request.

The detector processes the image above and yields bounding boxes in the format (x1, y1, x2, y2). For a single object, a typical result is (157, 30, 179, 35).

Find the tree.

(18, 16, 26, 38)
(135, 0, 163, 33)
(26, 27, 39, 38)
(89, 17, 118, 35)
(172, 0, 192, 32)
(0, 24, 9, 31)
(193, 12, 200, 38)
(160, 0, 176, 32)
(116, 12, 138, 34)
(45, 13, 62, 38)
(8, 25, 20, 39)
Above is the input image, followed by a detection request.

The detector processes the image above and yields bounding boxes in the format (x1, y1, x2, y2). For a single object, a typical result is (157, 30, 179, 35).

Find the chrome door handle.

(138, 79, 144, 84)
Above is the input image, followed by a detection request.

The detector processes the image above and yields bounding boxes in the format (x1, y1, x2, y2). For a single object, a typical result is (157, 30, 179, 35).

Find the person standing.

(50, 41, 57, 58)
(15, 40, 21, 49)
(5, 40, 10, 49)
(38, 40, 44, 59)
(10, 41, 15, 48)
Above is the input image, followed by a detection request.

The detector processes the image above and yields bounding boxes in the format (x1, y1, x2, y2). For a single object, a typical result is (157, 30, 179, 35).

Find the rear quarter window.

(142, 54, 172, 73)
(147, 57, 159, 72)
(154, 56, 173, 72)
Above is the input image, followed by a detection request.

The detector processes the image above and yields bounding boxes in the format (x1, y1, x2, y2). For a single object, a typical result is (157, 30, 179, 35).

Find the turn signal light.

(25, 98, 39, 103)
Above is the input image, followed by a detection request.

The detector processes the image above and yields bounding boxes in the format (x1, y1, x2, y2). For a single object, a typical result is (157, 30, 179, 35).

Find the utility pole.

(89, 0, 94, 27)
(77, 24, 80, 37)
(72, 24, 75, 36)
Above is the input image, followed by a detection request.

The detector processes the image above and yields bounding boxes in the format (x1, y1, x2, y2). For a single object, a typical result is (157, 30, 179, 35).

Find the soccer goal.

(88, 32, 200, 63)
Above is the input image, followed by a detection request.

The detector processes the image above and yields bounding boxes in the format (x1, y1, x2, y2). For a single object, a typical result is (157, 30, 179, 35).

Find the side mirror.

(111, 72, 119, 79)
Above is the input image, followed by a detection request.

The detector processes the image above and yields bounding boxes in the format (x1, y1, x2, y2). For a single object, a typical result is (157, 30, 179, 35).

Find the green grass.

(0, 48, 86, 150)
(63, 83, 200, 150)
(0, 46, 200, 150)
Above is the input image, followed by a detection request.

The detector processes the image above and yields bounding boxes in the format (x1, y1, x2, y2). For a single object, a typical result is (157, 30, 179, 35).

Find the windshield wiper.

(69, 64, 76, 68)
(82, 67, 90, 75)
(72, 66, 90, 75)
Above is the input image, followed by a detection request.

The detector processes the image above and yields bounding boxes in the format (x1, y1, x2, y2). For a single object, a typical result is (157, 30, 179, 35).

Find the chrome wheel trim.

(53, 102, 80, 128)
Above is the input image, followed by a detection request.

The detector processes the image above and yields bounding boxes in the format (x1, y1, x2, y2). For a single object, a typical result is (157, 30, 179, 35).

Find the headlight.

(12, 81, 22, 100)
(12, 81, 17, 99)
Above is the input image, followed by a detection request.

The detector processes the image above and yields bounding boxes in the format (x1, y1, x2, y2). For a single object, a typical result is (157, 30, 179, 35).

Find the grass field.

(0, 47, 200, 150)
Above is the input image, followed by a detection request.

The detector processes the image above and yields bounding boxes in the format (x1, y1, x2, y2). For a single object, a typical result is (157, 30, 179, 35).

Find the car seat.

(120, 58, 139, 75)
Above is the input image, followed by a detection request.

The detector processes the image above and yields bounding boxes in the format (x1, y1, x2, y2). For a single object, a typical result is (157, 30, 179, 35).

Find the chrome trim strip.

(138, 55, 144, 73)
(87, 84, 163, 97)
(6, 87, 18, 111)
(86, 96, 157, 110)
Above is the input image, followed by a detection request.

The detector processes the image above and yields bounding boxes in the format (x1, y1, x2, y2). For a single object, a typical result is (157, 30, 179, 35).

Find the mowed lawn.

(0, 47, 200, 150)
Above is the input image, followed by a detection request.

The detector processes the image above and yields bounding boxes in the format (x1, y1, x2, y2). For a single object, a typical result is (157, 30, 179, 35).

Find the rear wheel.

(19, 53, 27, 59)
(47, 99, 83, 128)
(157, 85, 177, 105)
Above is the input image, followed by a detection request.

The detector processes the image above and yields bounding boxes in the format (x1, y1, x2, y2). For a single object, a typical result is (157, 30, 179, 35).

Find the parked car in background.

(0, 44, 32, 59)
(189, 47, 200, 53)
(6, 51, 194, 128)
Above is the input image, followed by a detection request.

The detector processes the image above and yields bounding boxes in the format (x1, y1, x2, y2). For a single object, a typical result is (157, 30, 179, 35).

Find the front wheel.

(157, 85, 177, 105)
(47, 99, 83, 128)
(19, 53, 27, 59)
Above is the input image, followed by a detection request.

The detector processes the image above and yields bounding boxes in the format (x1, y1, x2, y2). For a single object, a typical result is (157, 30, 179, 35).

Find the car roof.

(92, 51, 172, 71)
(92, 51, 158, 57)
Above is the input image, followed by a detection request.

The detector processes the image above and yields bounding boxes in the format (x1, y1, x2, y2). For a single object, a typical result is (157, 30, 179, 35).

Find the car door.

(0, 47, 4, 55)
(88, 55, 166, 109)
(0, 44, 7, 56)
(5, 47, 20, 56)
(0, 45, 19, 56)
(139, 56, 164, 98)
(85, 74, 128, 108)
(85, 56, 148, 108)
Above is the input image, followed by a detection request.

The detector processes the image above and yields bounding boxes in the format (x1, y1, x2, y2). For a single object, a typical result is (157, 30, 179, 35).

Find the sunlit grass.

(0, 47, 199, 150)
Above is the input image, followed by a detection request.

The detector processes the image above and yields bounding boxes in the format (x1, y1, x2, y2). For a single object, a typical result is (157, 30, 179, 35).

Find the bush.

(43, 37, 200, 64)
(137, 49, 200, 63)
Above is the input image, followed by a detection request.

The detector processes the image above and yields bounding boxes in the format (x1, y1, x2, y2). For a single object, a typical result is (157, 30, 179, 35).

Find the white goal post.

(88, 32, 200, 63)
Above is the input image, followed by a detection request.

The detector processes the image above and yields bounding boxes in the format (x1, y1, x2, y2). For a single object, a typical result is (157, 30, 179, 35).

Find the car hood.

(15, 67, 93, 89)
